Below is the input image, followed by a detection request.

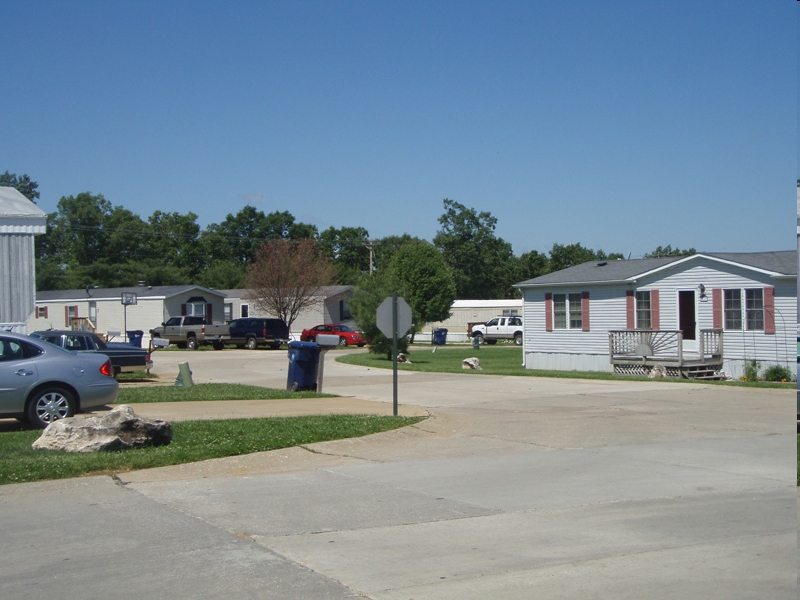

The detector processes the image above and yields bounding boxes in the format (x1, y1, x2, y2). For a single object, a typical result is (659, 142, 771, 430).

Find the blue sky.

(2, 1, 795, 257)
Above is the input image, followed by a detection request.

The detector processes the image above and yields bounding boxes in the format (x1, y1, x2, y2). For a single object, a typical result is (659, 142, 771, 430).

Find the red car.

(300, 324, 366, 347)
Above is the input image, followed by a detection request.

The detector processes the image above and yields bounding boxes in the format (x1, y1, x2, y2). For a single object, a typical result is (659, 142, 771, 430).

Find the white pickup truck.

(470, 316, 524, 346)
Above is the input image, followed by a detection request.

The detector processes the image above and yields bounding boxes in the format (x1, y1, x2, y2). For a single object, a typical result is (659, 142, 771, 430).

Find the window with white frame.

(185, 302, 206, 317)
(723, 288, 764, 331)
(241, 304, 249, 318)
(224, 303, 233, 322)
(635, 291, 651, 329)
(553, 293, 582, 330)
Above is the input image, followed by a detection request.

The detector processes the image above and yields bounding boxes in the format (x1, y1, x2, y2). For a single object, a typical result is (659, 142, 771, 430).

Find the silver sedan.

(0, 332, 119, 428)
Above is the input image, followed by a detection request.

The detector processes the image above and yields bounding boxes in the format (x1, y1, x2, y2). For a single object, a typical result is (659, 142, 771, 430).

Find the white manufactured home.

(515, 251, 797, 379)
(0, 187, 47, 333)
(29, 285, 227, 343)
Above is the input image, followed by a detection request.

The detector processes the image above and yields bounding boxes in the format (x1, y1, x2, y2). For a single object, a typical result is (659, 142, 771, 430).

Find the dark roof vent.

(597, 261, 607, 267)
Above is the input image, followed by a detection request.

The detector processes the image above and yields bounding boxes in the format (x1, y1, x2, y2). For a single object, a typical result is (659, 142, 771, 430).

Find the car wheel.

(290, 381, 299, 392)
(186, 336, 198, 350)
(514, 333, 523, 346)
(213, 341, 225, 350)
(339, 336, 348, 347)
(26, 387, 76, 428)
(473, 332, 484, 345)
(246, 337, 258, 350)
(486, 339, 497, 345)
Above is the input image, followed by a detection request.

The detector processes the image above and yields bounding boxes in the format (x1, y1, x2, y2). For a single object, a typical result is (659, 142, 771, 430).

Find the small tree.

(386, 241, 456, 340)
(246, 239, 335, 333)
(348, 273, 410, 358)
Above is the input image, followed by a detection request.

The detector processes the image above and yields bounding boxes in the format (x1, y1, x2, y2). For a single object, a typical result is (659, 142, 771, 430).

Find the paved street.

(0, 347, 796, 599)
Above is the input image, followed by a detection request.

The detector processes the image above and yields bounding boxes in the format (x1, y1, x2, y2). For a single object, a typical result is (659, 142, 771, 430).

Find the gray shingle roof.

(36, 285, 227, 302)
(515, 251, 797, 287)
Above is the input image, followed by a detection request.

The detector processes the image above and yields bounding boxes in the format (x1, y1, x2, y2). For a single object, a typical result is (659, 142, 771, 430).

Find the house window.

(723, 289, 764, 331)
(502, 309, 520, 317)
(185, 302, 206, 317)
(745, 289, 764, 331)
(36, 306, 48, 319)
(340, 300, 352, 320)
(635, 291, 651, 329)
(241, 304, 249, 318)
(553, 293, 582, 330)
(224, 303, 233, 322)
(66, 305, 78, 327)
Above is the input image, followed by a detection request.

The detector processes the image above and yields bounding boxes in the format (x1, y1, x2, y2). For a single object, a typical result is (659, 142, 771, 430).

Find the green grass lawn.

(116, 383, 332, 403)
(0, 414, 423, 485)
(339, 344, 796, 388)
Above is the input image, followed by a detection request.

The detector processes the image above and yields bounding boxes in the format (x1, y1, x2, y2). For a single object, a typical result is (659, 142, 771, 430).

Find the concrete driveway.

(0, 347, 795, 599)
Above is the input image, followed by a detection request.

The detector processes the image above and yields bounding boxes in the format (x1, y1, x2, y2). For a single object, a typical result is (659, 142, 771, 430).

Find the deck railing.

(608, 329, 723, 365)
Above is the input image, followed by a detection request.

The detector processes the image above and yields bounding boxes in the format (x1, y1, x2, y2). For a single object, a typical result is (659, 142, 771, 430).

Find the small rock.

(462, 357, 482, 370)
(32, 405, 172, 453)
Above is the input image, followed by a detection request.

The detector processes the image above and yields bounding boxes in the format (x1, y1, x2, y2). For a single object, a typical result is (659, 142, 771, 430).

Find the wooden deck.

(608, 329, 724, 379)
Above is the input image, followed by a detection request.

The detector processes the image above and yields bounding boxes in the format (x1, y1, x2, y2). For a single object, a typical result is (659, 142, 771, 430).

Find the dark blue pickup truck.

(227, 318, 289, 350)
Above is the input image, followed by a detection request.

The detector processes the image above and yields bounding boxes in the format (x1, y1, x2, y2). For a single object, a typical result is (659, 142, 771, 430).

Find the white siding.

(0, 234, 37, 326)
(522, 257, 797, 378)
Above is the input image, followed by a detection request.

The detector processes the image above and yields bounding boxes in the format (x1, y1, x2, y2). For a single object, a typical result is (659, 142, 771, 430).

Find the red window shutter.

(45, 307, 48, 319)
(581, 291, 590, 332)
(651, 290, 660, 330)
(712, 289, 722, 329)
(206, 304, 213, 323)
(625, 290, 635, 329)
(181, 304, 187, 316)
(764, 287, 775, 334)
(35, 307, 39, 319)
(545, 293, 553, 332)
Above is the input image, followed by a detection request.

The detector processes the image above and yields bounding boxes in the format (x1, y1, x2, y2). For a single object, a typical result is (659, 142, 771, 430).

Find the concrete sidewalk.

(1, 348, 795, 599)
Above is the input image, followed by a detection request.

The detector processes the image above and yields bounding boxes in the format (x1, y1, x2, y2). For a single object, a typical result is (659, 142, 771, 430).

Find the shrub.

(742, 359, 760, 382)
(762, 364, 794, 382)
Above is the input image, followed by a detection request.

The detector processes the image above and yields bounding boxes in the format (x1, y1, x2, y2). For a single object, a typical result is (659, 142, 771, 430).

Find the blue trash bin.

(126, 330, 144, 348)
(287, 340, 320, 391)
(432, 328, 448, 345)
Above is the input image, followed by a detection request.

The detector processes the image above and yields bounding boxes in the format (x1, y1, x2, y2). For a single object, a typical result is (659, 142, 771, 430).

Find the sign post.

(376, 293, 412, 415)
(121, 292, 138, 337)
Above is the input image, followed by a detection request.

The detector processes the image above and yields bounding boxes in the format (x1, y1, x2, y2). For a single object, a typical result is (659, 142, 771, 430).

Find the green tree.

(371, 234, 425, 273)
(515, 249, 550, 281)
(548, 243, 607, 272)
(318, 226, 371, 284)
(196, 260, 246, 289)
(433, 199, 515, 299)
(348, 273, 410, 358)
(0, 171, 39, 202)
(643, 245, 697, 258)
(146, 210, 204, 279)
(386, 241, 456, 337)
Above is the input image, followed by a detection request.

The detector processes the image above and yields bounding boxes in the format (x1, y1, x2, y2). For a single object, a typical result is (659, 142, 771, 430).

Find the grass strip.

(117, 383, 332, 403)
(0, 414, 424, 485)
(338, 345, 796, 388)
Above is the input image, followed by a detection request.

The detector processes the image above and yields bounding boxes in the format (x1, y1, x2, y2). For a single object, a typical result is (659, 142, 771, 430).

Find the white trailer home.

(515, 251, 797, 379)
(0, 187, 47, 332)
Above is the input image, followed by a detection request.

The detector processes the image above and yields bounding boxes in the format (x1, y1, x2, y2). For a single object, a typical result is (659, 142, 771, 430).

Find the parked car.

(149, 316, 229, 350)
(300, 324, 366, 347)
(0, 332, 119, 428)
(470, 316, 524, 346)
(227, 318, 289, 350)
(31, 330, 153, 376)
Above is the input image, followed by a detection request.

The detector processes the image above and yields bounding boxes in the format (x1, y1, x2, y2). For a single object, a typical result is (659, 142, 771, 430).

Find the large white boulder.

(32, 405, 172, 453)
